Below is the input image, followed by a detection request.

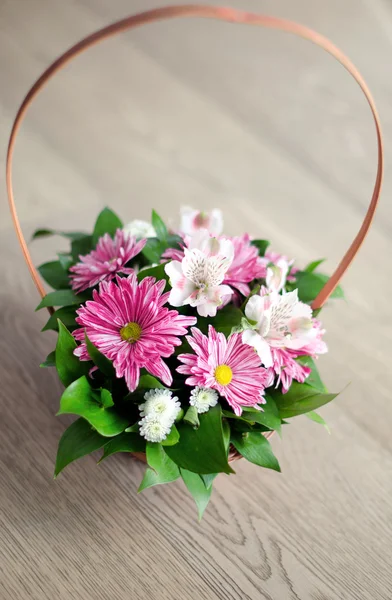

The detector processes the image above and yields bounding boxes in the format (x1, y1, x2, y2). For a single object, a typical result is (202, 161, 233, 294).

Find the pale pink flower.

(242, 289, 327, 368)
(267, 348, 311, 393)
(177, 325, 270, 416)
(180, 206, 223, 237)
(223, 234, 267, 296)
(165, 229, 234, 317)
(265, 250, 298, 283)
(70, 229, 146, 292)
(73, 273, 196, 392)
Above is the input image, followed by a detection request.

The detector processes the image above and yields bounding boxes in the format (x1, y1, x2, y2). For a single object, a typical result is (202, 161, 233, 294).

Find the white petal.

(245, 294, 265, 325)
(242, 330, 273, 367)
(209, 209, 224, 236)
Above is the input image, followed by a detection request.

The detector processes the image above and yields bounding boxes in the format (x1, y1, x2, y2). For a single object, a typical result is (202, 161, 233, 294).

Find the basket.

(6, 6, 383, 471)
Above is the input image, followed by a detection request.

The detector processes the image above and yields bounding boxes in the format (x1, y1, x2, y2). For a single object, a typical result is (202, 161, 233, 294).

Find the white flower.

(165, 229, 234, 317)
(180, 206, 223, 237)
(266, 258, 291, 292)
(138, 389, 181, 442)
(139, 389, 181, 422)
(123, 219, 156, 239)
(189, 387, 219, 413)
(139, 415, 172, 443)
(242, 289, 316, 367)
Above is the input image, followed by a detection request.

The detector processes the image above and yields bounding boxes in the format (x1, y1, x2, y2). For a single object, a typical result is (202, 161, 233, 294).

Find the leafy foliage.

(92, 207, 123, 246)
(58, 376, 129, 436)
(55, 418, 108, 477)
(55, 321, 88, 387)
(181, 469, 213, 520)
(272, 382, 338, 419)
(138, 443, 180, 492)
(165, 405, 234, 475)
(231, 432, 281, 472)
(295, 271, 344, 304)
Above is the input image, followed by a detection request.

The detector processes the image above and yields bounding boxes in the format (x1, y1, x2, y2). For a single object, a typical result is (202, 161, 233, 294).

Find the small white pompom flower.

(189, 386, 219, 414)
(139, 389, 181, 422)
(139, 415, 172, 443)
(123, 219, 156, 240)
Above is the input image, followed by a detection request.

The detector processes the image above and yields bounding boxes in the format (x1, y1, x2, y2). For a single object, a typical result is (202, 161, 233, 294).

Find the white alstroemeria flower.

(180, 206, 223, 237)
(165, 229, 234, 317)
(189, 386, 219, 414)
(139, 389, 181, 422)
(265, 257, 291, 292)
(242, 289, 317, 367)
(123, 219, 156, 239)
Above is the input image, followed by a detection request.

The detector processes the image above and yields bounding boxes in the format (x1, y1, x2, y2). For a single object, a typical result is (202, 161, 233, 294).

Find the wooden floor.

(1, 1, 391, 598)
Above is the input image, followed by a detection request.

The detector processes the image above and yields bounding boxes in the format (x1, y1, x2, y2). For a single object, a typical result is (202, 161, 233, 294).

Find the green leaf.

(40, 350, 56, 368)
(198, 305, 244, 337)
(161, 425, 180, 446)
(125, 422, 140, 433)
(251, 239, 270, 256)
(242, 395, 282, 434)
(142, 238, 166, 264)
(295, 271, 344, 304)
(164, 405, 234, 475)
(137, 263, 169, 286)
(273, 382, 338, 419)
(296, 356, 326, 392)
(137, 374, 166, 390)
(304, 259, 326, 273)
(55, 320, 88, 387)
(85, 334, 115, 378)
(305, 411, 330, 433)
(181, 469, 213, 520)
(58, 253, 73, 271)
(184, 405, 200, 429)
(231, 432, 281, 472)
(100, 388, 114, 408)
(38, 261, 70, 290)
(54, 417, 108, 477)
(92, 207, 123, 246)
(42, 306, 77, 332)
(71, 235, 93, 260)
(36, 289, 82, 311)
(151, 210, 168, 242)
(138, 442, 180, 492)
(200, 473, 218, 489)
(32, 228, 86, 241)
(58, 376, 129, 436)
(99, 432, 145, 462)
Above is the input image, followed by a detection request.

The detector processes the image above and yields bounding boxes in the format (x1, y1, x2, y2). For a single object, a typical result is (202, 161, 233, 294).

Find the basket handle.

(6, 5, 383, 313)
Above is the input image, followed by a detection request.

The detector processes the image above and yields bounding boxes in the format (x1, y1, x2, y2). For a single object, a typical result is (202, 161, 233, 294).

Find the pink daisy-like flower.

(223, 234, 267, 296)
(69, 229, 146, 292)
(177, 325, 270, 415)
(73, 273, 196, 392)
(267, 348, 311, 393)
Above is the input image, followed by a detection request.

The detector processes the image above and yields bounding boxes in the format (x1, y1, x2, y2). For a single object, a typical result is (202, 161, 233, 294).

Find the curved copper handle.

(6, 5, 383, 313)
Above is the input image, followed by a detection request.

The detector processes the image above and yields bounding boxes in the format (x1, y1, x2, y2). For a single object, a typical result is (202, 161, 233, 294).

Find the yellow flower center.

(214, 364, 233, 386)
(120, 322, 142, 343)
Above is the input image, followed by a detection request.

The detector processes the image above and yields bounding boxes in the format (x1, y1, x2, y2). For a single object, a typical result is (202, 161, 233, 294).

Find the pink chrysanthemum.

(223, 234, 267, 296)
(177, 325, 270, 415)
(73, 273, 196, 392)
(267, 348, 311, 394)
(69, 229, 146, 292)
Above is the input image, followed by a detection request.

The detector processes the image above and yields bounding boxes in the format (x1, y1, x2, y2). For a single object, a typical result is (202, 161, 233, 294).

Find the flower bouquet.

(33, 206, 341, 517)
(6, 6, 382, 520)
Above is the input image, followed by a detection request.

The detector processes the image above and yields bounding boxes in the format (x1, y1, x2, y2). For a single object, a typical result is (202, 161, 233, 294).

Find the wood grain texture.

(1, 0, 391, 598)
